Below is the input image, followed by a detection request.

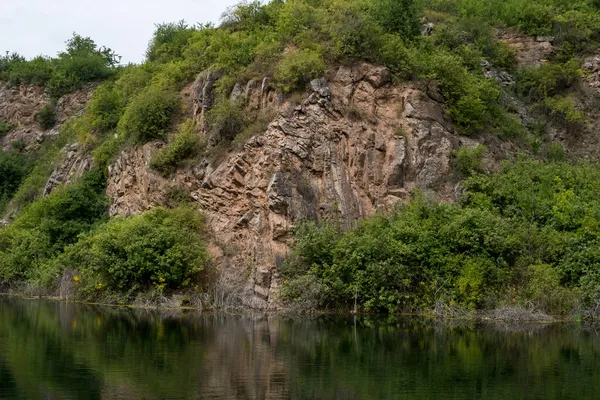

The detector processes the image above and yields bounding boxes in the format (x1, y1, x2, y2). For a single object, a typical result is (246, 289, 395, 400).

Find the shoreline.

(0, 291, 593, 323)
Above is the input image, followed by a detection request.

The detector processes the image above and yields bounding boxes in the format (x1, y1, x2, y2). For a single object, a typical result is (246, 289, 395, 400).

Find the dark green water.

(1, 298, 600, 399)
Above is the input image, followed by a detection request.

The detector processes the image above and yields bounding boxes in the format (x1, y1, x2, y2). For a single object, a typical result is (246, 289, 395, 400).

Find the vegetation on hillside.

(2, 0, 600, 312)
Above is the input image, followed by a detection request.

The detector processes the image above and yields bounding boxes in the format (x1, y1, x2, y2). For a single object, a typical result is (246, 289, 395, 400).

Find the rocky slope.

(0, 83, 93, 151)
(106, 63, 485, 308)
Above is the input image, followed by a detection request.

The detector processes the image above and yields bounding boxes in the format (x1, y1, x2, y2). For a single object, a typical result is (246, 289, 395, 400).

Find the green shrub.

(370, 0, 421, 38)
(0, 151, 32, 214)
(544, 96, 586, 125)
(117, 86, 180, 143)
(276, 0, 325, 42)
(0, 119, 14, 136)
(92, 135, 123, 169)
(151, 120, 201, 174)
(455, 145, 487, 176)
(55, 207, 209, 299)
(544, 141, 566, 162)
(325, 0, 384, 60)
(516, 60, 582, 101)
(164, 185, 192, 207)
(146, 21, 196, 64)
(0, 169, 108, 284)
(35, 104, 57, 130)
(206, 100, 246, 144)
(274, 48, 325, 93)
(88, 83, 125, 133)
(420, 51, 502, 133)
(1, 34, 118, 99)
(115, 65, 153, 99)
(282, 198, 518, 312)
(10, 140, 26, 153)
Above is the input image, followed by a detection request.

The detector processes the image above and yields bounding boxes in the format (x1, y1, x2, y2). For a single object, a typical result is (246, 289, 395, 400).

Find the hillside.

(2, 0, 600, 317)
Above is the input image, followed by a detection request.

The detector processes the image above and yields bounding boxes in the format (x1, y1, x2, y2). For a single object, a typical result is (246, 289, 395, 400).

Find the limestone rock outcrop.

(0, 83, 94, 151)
(43, 143, 93, 196)
(107, 63, 472, 308)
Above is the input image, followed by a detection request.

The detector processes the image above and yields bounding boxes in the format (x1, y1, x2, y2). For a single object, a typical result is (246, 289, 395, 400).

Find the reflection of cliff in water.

(1, 297, 600, 399)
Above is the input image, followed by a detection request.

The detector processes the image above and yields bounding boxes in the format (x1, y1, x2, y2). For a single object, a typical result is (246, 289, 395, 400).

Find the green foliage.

(516, 60, 582, 100)
(282, 197, 518, 312)
(425, 0, 600, 44)
(0, 169, 108, 284)
(117, 86, 180, 143)
(88, 83, 125, 133)
(115, 65, 153, 99)
(325, 0, 384, 60)
(417, 50, 503, 133)
(147, 21, 196, 64)
(370, 0, 422, 37)
(35, 104, 57, 130)
(0, 119, 14, 136)
(274, 48, 325, 93)
(55, 207, 209, 299)
(0, 152, 32, 214)
(544, 95, 586, 125)
(10, 140, 26, 153)
(92, 135, 123, 169)
(455, 145, 487, 176)
(0, 33, 119, 99)
(206, 100, 246, 144)
(151, 120, 202, 174)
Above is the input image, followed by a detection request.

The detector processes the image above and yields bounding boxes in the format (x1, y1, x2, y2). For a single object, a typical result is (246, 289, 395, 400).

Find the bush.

(55, 207, 210, 299)
(0, 169, 108, 284)
(282, 198, 518, 313)
(0, 151, 32, 213)
(115, 65, 153, 99)
(516, 60, 582, 101)
(543, 96, 586, 125)
(325, 0, 384, 61)
(146, 21, 196, 64)
(370, 0, 421, 38)
(455, 145, 487, 176)
(151, 120, 201, 174)
(419, 51, 502, 133)
(92, 136, 123, 169)
(88, 83, 125, 133)
(274, 48, 325, 93)
(10, 140, 26, 153)
(0, 119, 14, 136)
(117, 86, 180, 143)
(206, 100, 246, 144)
(1, 34, 118, 99)
(35, 104, 57, 130)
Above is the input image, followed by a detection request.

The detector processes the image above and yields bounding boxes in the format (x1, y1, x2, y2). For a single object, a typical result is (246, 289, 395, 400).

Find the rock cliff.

(106, 63, 478, 308)
(0, 83, 94, 151)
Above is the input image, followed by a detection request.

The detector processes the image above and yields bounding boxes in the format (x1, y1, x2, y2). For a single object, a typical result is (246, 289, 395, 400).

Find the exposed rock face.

(583, 54, 600, 89)
(0, 83, 94, 151)
(499, 30, 555, 67)
(43, 143, 93, 196)
(107, 63, 471, 308)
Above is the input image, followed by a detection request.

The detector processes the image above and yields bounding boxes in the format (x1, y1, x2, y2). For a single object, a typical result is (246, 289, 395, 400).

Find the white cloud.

(0, 0, 241, 63)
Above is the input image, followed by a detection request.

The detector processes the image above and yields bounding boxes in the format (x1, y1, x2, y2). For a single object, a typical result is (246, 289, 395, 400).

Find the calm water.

(1, 298, 600, 399)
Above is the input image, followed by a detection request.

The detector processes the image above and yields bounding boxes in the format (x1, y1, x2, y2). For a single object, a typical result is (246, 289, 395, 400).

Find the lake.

(0, 297, 599, 399)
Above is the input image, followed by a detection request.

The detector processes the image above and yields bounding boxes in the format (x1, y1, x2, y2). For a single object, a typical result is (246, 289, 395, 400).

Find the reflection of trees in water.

(1, 298, 600, 399)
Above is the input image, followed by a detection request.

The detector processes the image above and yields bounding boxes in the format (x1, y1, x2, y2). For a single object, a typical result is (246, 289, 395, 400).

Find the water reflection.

(0, 297, 599, 399)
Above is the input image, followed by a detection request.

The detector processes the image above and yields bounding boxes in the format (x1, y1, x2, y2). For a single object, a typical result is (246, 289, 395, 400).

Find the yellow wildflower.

(73, 276, 79, 283)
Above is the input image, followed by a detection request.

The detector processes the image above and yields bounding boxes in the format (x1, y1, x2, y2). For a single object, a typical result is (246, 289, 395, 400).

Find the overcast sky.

(0, 0, 242, 64)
